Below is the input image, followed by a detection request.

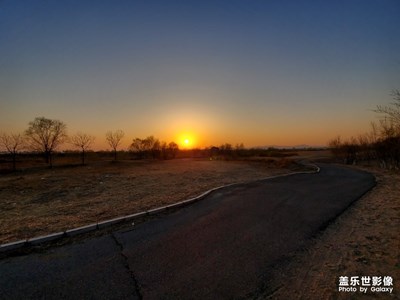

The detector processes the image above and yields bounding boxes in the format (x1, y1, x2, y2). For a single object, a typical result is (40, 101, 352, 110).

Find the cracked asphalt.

(0, 164, 375, 299)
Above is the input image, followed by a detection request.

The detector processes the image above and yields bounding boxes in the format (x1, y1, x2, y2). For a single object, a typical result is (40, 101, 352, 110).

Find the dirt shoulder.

(260, 166, 400, 299)
(0, 158, 298, 245)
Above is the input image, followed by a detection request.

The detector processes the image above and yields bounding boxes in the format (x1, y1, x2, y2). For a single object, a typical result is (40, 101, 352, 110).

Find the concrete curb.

(0, 240, 27, 252)
(65, 223, 98, 237)
(0, 163, 320, 254)
(28, 232, 65, 245)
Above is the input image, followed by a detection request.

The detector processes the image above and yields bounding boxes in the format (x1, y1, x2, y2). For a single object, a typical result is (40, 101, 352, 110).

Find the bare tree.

(0, 132, 25, 171)
(373, 91, 400, 169)
(106, 130, 124, 160)
(71, 132, 95, 165)
(25, 117, 67, 167)
(143, 136, 160, 159)
(368, 122, 379, 144)
(328, 136, 343, 160)
(160, 141, 179, 160)
(374, 89, 400, 130)
(329, 89, 400, 170)
(219, 143, 233, 159)
(160, 141, 168, 159)
(168, 141, 179, 159)
(129, 136, 161, 159)
(130, 138, 145, 159)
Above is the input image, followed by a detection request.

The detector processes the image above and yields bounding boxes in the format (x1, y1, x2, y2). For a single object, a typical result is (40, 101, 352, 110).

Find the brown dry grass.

(0, 158, 297, 244)
(261, 166, 400, 299)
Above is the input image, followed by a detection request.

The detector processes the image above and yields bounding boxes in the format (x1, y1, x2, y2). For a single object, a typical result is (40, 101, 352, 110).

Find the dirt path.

(260, 166, 400, 299)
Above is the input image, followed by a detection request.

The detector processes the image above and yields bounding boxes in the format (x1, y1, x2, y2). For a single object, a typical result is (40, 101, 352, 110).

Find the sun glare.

(177, 133, 196, 149)
(182, 137, 191, 148)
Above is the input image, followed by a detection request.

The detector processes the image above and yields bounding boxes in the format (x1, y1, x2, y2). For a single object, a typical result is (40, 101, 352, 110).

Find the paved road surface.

(0, 164, 375, 299)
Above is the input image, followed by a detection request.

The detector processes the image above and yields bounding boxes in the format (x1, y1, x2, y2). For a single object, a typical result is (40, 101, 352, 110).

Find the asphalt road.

(0, 164, 375, 299)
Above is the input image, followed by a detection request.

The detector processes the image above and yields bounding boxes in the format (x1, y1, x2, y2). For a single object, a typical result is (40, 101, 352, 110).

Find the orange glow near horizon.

(176, 132, 197, 149)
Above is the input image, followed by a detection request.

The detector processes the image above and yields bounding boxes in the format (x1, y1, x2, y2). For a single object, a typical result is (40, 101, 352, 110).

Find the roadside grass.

(0, 157, 302, 244)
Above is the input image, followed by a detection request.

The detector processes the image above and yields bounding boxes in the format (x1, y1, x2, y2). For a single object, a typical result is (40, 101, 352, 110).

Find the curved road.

(0, 164, 375, 299)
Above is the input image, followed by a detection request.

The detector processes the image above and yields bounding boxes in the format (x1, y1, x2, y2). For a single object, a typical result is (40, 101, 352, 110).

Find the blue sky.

(1, 0, 399, 149)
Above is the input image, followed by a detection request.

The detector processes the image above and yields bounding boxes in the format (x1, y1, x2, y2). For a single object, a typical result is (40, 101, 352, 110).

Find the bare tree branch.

(374, 89, 400, 129)
(70, 132, 95, 165)
(106, 130, 124, 160)
(25, 117, 67, 167)
(0, 132, 25, 171)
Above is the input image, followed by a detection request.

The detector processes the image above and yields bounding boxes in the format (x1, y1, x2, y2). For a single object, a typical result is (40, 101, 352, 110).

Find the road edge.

(0, 163, 320, 254)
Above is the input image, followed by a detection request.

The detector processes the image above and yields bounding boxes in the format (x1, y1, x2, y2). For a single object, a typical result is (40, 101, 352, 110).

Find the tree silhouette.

(71, 132, 95, 165)
(130, 138, 146, 159)
(25, 117, 67, 167)
(374, 90, 400, 129)
(0, 132, 25, 171)
(329, 90, 400, 169)
(168, 141, 179, 159)
(131, 137, 178, 160)
(144, 136, 160, 159)
(130, 136, 161, 159)
(106, 130, 124, 160)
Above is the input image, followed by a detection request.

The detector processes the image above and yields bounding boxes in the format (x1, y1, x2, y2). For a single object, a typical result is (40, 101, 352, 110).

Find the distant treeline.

(329, 90, 400, 170)
(1, 114, 325, 172)
(0, 144, 305, 172)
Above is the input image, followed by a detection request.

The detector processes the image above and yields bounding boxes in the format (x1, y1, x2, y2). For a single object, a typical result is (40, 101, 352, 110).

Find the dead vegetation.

(0, 158, 299, 244)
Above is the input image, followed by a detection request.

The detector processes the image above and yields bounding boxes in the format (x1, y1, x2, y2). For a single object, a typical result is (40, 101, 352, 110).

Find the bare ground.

(0, 158, 296, 244)
(260, 166, 400, 299)
(2, 156, 397, 299)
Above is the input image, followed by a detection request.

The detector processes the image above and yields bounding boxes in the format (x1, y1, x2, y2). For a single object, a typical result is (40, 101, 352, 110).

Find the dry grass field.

(0, 157, 300, 244)
(1, 151, 398, 297)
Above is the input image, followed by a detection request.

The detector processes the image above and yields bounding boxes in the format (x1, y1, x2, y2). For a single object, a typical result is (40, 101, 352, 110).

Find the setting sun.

(181, 137, 192, 148)
(176, 133, 198, 149)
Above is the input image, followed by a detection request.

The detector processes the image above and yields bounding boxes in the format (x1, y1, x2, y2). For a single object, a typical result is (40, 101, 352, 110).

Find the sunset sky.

(1, 1, 399, 150)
